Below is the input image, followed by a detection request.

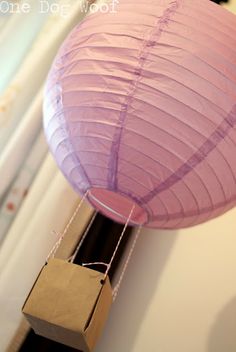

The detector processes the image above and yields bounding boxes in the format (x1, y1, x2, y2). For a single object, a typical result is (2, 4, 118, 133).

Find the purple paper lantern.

(43, 0, 236, 229)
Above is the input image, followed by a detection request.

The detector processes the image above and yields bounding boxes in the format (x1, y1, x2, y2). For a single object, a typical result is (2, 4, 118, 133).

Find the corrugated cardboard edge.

(14, 263, 46, 352)
(85, 277, 112, 351)
(22, 264, 47, 313)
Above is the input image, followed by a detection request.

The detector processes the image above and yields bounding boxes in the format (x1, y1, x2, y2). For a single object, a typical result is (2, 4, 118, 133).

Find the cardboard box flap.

(85, 275, 112, 351)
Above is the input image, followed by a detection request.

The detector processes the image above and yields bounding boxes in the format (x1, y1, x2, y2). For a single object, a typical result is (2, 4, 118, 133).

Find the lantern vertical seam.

(107, 0, 181, 195)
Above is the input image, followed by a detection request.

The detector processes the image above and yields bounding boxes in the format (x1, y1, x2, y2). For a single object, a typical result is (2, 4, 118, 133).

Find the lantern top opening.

(88, 188, 148, 226)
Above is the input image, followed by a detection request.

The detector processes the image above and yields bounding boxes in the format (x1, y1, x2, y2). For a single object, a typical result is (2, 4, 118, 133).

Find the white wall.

(96, 206, 236, 352)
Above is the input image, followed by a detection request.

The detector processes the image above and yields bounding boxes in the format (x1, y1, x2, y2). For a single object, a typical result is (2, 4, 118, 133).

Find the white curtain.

(0, 0, 92, 152)
(0, 129, 48, 244)
(0, 154, 57, 270)
(0, 0, 51, 94)
(0, 1, 95, 350)
(0, 88, 44, 200)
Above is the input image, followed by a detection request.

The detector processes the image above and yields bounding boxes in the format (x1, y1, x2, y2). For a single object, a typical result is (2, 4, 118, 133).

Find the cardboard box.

(22, 258, 112, 352)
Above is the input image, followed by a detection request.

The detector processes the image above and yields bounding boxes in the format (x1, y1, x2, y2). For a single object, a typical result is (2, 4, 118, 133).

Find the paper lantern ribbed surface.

(43, 0, 236, 229)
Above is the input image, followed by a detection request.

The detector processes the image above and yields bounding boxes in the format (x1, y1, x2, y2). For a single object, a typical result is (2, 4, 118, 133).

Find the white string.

(69, 211, 97, 263)
(46, 191, 88, 262)
(79, 204, 136, 293)
(112, 225, 142, 301)
(47, 191, 140, 302)
(103, 204, 135, 281)
(82, 262, 108, 268)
